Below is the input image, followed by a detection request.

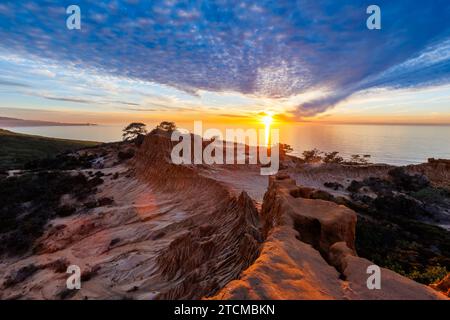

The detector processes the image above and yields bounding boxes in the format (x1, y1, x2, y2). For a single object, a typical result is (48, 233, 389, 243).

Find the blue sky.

(0, 0, 449, 124)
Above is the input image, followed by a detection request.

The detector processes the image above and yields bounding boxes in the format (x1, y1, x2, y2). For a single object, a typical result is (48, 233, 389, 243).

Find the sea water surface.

(8, 123, 450, 166)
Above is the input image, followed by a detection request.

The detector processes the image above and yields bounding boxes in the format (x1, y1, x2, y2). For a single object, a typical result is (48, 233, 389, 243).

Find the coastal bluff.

(211, 175, 446, 300)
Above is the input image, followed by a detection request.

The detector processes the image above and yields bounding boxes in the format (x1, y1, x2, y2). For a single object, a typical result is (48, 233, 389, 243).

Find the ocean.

(7, 123, 450, 166)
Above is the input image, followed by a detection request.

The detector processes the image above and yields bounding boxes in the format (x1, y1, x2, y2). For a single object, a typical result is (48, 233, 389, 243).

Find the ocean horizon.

(6, 122, 450, 166)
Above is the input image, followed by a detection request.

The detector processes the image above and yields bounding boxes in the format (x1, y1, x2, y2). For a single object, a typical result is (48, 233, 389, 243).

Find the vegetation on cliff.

(0, 129, 99, 170)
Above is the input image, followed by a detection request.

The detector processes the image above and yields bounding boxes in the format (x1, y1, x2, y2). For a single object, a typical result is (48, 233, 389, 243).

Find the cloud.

(0, 79, 31, 88)
(43, 96, 93, 104)
(122, 105, 196, 113)
(42, 96, 142, 107)
(112, 100, 140, 106)
(0, 0, 449, 116)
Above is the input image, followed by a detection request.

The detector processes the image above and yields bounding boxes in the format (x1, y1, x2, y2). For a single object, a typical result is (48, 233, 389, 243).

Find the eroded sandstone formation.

(133, 133, 265, 299)
(211, 175, 446, 300)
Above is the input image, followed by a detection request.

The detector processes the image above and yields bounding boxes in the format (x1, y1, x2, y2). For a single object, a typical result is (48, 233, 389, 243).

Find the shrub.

(407, 265, 448, 285)
(156, 121, 176, 132)
(118, 149, 135, 161)
(302, 149, 323, 163)
(347, 154, 371, 165)
(323, 151, 344, 164)
(0, 171, 97, 256)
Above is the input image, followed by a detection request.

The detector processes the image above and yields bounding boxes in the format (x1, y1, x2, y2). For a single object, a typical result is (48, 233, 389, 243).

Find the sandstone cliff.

(211, 175, 446, 300)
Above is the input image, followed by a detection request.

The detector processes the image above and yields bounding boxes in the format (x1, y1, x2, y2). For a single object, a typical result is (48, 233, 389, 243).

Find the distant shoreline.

(0, 116, 97, 127)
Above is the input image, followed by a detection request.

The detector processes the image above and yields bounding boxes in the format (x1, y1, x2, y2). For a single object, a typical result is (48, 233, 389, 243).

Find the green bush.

(407, 265, 448, 285)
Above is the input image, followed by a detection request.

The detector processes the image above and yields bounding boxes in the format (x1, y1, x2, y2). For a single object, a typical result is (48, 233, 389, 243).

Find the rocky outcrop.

(260, 175, 357, 261)
(407, 158, 450, 190)
(211, 175, 447, 300)
(133, 133, 265, 299)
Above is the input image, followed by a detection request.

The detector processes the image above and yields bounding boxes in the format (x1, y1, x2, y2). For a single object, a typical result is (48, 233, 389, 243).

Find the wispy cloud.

(0, 78, 31, 88)
(43, 96, 93, 104)
(111, 100, 141, 106)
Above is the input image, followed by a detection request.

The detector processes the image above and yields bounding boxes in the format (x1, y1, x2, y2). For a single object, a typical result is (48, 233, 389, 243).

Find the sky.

(0, 0, 449, 125)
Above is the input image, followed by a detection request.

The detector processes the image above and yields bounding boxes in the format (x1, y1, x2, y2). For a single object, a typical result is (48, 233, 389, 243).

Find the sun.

(262, 114, 273, 127)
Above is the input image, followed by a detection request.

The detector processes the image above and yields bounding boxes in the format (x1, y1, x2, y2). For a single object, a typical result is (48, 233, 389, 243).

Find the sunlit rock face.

(210, 175, 446, 300)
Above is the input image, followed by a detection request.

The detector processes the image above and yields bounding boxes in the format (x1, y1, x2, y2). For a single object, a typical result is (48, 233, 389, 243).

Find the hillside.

(0, 129, 100, 170)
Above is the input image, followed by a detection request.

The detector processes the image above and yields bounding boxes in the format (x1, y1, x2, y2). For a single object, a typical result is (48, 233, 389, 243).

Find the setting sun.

(262, 114, 273, 127)
(261, 113, 273, 146)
